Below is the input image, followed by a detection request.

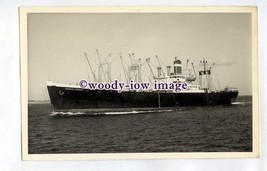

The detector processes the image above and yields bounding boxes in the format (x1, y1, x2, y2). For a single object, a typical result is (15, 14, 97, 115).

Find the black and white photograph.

(20, 7, 259, 160)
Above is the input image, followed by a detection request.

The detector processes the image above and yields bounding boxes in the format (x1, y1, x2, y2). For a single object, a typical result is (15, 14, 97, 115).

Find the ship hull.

(47, 85, 238, 112)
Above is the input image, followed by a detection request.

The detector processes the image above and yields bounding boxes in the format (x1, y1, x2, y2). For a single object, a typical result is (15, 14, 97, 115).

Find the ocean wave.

(232, 102, 246, 105)
(50, 111, 86, 116)
(50, 109, 174, 116)
(105, 109, 173, 115)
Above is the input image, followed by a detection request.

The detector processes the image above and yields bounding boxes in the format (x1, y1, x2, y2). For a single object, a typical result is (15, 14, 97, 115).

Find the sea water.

(28, 96, 252, 153)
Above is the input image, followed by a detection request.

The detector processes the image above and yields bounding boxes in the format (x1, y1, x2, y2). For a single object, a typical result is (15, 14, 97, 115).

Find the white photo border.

(20, 6, 259, 160)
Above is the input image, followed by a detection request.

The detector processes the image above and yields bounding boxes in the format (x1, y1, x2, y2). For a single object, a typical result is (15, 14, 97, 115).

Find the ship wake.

(231, 101, 251, 105)
(50, 109, 174, 116)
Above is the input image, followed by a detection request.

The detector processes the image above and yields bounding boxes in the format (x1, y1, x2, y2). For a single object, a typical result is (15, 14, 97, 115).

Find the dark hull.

(47, 85, 238, 112)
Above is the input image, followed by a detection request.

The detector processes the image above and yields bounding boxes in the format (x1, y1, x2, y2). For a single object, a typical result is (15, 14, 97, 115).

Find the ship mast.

(96, 49, 112, 82)
(120, 55, 129, 83)
(155, 55, 165, 76)
(156, 66, 161, 108)
(96, 49, 104, 82)
(185, 59, 189, 77)
(191, 62, 197, 82)
(84, 52, 97, 82)
(103, 56, 112, 83)
(199, 58, 212, 91)
(128, 54, 142, 83)
(145, 58, 156, 79)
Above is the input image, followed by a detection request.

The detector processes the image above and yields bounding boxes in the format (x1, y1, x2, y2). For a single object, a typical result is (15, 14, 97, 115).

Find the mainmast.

(155, 55, 165, 76)
(145, 58, 156, 79)
(199, 59, 212, 91)
(128, 54, 142, 82)
(84, 52, 97, 82)
(120, 55, 129, 83)
(156, 67, 161, 108)
(95, 49, 112, 82)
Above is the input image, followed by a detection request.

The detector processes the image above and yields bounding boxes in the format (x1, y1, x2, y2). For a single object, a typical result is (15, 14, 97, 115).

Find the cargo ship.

(47, 52, 238, 112)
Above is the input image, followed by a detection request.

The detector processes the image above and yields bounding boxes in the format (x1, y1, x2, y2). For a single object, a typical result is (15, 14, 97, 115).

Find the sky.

(28, 13, 252, 100)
